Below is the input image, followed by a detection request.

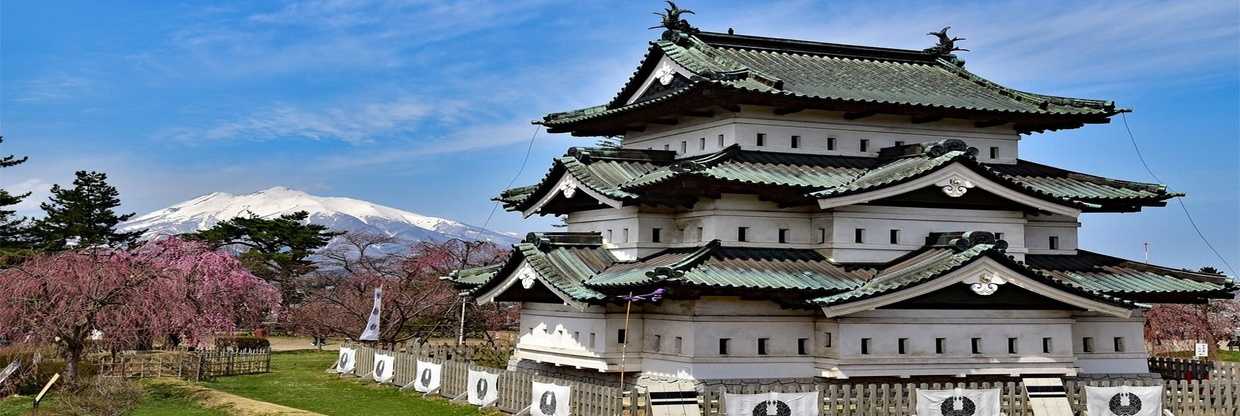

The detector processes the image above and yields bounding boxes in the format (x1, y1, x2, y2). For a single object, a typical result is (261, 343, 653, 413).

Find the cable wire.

(1120, 112, 1236, 276)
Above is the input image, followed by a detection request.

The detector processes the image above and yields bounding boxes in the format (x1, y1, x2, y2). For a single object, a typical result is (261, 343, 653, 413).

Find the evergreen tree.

(33, 171, 139, 250)
(0, 137, 31, 251)
(189, 211, 341, 307)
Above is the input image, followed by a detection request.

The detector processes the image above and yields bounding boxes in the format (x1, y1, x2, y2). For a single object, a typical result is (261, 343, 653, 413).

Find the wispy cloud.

(155, 97, 446, 144)
(13, 74, 93, 102)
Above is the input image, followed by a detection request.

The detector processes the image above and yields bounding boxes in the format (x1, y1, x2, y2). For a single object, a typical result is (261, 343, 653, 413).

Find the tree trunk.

(62, 344, 84, 385)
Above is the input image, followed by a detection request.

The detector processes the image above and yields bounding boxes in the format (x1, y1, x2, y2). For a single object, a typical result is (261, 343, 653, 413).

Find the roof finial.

(925, 26, 969, 57)
(651, 1, 697, 42)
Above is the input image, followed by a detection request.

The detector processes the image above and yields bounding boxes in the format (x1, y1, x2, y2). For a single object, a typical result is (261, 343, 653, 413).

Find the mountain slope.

(121, 187, 517, 250)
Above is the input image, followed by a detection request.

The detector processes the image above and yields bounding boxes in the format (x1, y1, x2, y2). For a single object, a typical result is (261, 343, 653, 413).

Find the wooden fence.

(97, 348, 271, 381)
(343, 344, 1240, 416)
(1150, 356, 1240, 382)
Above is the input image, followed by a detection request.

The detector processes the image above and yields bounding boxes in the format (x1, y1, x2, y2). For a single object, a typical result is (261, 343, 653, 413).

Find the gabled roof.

(541, 29, 1121, 136)
(501, 141, 1179, 215)
(447, 231, 1233, 308)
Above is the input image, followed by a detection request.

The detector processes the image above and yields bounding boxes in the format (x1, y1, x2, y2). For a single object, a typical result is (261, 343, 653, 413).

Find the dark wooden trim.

(773, 107, 805, 115)
(649, 118, 679, 125)
(682, 110, 715, 118)
(720, 104, 742, 113)
(843, 111, 877, 120)
(911, 113, 944, 124)
(975, 119, 1009, 128)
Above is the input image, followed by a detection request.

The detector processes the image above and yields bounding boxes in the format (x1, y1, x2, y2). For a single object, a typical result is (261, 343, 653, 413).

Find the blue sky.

(1, 0, 1237, 272)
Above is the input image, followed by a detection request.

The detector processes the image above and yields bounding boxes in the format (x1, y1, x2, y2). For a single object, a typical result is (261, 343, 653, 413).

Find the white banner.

(372, 352, 395, 383)
(467, 369, 500, 406)
(725, 391, 820, 416)
(359, 287, 383, 341)
(916, 388, 1001, 416)
(1085, 385, 1163, 416)
(335, 347, 356, 374)
(531, 381, 571, 416)
(413, 360, 442, 393)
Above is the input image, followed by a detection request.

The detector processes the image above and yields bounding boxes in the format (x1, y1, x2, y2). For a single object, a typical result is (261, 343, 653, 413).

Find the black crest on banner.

(751, 400, 792, 416)
(339, 354, 348, 367)
(540, 390, 558, 415)
(476, 378, 489, 398)
(420, 368, 433, 386)
(375, 360, 386, 377)
(1108, 393, 1143, 416)
(940, 396, 977, 416)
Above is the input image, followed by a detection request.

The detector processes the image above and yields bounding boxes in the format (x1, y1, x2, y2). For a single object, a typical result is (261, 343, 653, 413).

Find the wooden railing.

(97, 348, 271, 381)
(1150, 357, 1240, 382)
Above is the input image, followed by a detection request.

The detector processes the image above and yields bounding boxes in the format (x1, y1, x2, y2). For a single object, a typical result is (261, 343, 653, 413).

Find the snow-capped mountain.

(121, 187, 518, 251)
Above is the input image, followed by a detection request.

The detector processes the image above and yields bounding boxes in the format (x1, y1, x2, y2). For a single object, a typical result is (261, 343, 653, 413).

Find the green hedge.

(213, 336, 270, 351)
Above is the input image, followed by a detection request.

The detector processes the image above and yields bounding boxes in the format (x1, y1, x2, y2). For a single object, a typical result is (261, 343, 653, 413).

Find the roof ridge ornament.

(925, 26, 969, 66)
(651, 1, 698, 43)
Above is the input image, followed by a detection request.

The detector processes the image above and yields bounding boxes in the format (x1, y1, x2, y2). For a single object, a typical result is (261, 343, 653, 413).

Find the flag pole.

(618, 291, 633, 389)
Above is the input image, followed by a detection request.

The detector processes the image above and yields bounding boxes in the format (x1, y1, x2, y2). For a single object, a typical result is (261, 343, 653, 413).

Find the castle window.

(696, 226, 704, 242)
(618, 329, 627, 344)
(995, 232, 1004, 241)
(680, 141, 687, 154)
(674, 336, 683, 354)
(971, 338, 983, 354)
(590, 332, 597, 348)
(607, 229, 614, 242)
(737, 227, 748, 242)
(798, 338, 809, 355)
(898, 338, 909, 355)
(718, 134, 725, 148)
(756, 133, 766, 147)
(854, 228, 865, 244)
(935, 338, 946, 354)
(719, 338, 731, 355)
(824, 332, 832, 348)
(758, 338, 770, 355)
(791, 135, 801, 149)
(827, 137, 837, 151)
(652, 227, 662, 243)
(699, 137, 706, 150)
(778, 228, 790, 244)
(1083, 337, 1094, 353)
(573, 331, 579, 342)
(818, 228, 827, 244)
(894, 140, 905, 146)
(990, 146, 1000, 159)
(664, 144, 670, 151)
(1114, 337, 1125, 352)
(860, 338, 872, 355)
(860, 139, 869, 152)
(1008, 337, 1019, 354)
(1049, 236, 1060, 250)
(623, 228, 630, 243)
(1042, 337, 1053, 353)
(653, 335, 662, 352)
(889, 229, 900, 244)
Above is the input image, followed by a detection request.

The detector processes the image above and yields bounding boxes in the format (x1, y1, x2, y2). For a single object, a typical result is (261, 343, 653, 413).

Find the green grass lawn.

(203, 350, 482, 416)
(1160, 350, 1240, 362)
(0, 380, 229, 416)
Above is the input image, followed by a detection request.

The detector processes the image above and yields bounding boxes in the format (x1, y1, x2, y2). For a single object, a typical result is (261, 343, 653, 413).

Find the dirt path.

(156, 379, 325, 416)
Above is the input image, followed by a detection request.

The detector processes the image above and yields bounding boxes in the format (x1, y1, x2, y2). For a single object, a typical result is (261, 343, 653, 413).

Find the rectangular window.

(1114, 337, 1125, 352)
(757, 338, 770, 355)
(590, 332, 597, 349)
(1049, 236, 1060, 250)
(894, 140, 905, 146)
(653, 335, 661, 352)
(791, 135, 800, 149)
(860, 338, 872, 355)
(696, 226, 704, 242)
(699, 137, 706, 150)
(935, 337, 946, 354)
(778, 228, 789, 244)
(818, 228, 827, 244)
(737, 227, 748, 242)
(854, 228, 865, 244)
(827, 137, 837, 151)
(618, 329, 627, 344)
(718, 134, 725, 148)
(573, 331, 580, 342)
(1008, 337, 1019, 354)
(652, 227, 662, 243)
(680, 141, 687, 154)
(889, 229, 900, 245)
(824, 332, 833, 348)
(623, 228, 630, 243)
(1042, 337, 1053, 354)
(756, 133, 766, 147)
(995, 232, 1004, 241)
(898, 338, 909, 355)
(798, 338, 809, 355)
(664, 144, 670, 151)
(607, 229, 613, 242)
(971, 337, 983, 354)
(718, 338, 730, 355)
(860, 139, 869, 152)
(1083, 337, 1094, 353)
(990, 146, 1000, 159)
(674, 336, 683, 354)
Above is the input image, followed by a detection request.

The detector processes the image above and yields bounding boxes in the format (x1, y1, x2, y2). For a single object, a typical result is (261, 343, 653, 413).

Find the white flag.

(916, 388, 1001, 416)
(359, 287, 383, 341)
(335, 347, 356, 374)
(725, 391, 820, 416)
(413, 360, 442, 393)
(372, 352, 395, 383)
(1085, 385, 1163, 416)
(531, 381, 571, 416)
(467, 369, 500, 406)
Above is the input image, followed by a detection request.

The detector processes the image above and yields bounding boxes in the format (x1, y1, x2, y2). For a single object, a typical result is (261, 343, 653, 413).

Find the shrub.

(56, 376, 143, 416)
(214, 336, 270, 351)
(0, 344, 98, 395)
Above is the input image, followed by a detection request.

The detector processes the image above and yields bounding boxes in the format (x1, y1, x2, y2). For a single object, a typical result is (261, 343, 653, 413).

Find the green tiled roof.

(459, 232, 613, 302)
(503, 142, 1178, 215)
(1026, 250, 1234, 297)
(542, 31, 1119, 135)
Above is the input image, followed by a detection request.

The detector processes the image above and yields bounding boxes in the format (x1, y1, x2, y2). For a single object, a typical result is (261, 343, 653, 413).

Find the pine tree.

(33, 170, 139, 250)
(0, 136, 31, 251)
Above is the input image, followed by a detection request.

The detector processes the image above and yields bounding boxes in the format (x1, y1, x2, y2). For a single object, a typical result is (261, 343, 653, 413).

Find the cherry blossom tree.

(0, 238, 280, 384)
(1145, 300, 1240, 360)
